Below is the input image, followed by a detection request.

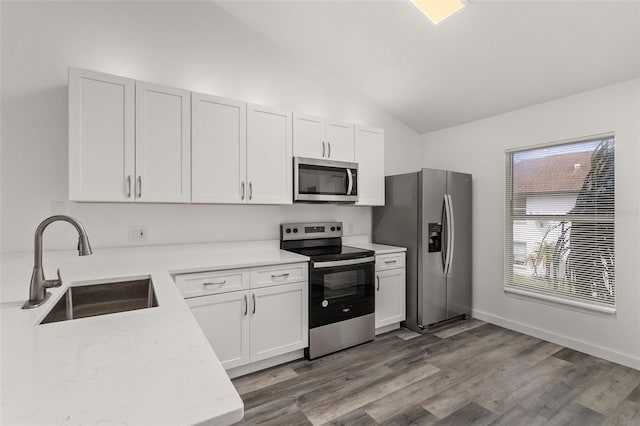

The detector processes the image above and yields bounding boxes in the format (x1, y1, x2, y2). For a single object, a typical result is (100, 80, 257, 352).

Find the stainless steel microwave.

(293, 157, 358, 203)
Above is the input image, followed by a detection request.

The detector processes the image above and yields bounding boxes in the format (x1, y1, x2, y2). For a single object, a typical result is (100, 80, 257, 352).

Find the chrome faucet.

(22, 215, 93, 309)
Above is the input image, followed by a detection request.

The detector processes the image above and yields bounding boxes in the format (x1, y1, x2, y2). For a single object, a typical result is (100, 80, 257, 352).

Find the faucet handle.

(43, 268, 62, 289)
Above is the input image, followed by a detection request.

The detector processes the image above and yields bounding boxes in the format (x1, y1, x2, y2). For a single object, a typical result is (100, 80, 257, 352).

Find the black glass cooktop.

(285, 245, 374, 262)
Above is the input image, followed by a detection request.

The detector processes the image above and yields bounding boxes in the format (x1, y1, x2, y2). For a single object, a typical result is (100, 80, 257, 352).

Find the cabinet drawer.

(175, 269, 250, 298)
(251, 263, 308, 288)
(375, 252, 405, 271)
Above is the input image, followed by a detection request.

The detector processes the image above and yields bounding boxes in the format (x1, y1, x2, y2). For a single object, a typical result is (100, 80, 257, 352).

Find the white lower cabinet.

(250, 283, 308, 362)
(187, 291, 250, 369)
(178, 262, 308, 372)
(375, 253, 406, 332)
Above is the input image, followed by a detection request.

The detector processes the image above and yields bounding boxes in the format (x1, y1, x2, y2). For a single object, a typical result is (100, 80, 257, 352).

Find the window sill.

(504, 286, 616, 316)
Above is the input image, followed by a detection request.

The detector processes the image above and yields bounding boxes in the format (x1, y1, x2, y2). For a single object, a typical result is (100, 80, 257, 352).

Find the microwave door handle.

(346, 168, 353, 196)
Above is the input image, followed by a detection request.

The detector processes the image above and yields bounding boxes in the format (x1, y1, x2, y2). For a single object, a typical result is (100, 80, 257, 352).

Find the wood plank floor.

(231, 320, 640, 425)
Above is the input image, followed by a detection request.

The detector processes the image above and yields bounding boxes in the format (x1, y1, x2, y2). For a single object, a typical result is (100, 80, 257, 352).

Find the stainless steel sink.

(40, 278, 158, 324)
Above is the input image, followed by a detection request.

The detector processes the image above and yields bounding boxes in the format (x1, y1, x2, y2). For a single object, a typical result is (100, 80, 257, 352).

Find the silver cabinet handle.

(241, 182, 245, 200)
(203, 280, 226, 286)
(385, 260, 397, 264)
(244, 294, 248, 316)
(249, 182, 253, 201)
(271, 272, 290, 280)
(376, 275, 380, 291)
(126, 175, 132, 198)
(322, 141, 326, 157)
(137, 176, 142, 198)
(252, 293, 256, 314)
(328, 142, 331, 158)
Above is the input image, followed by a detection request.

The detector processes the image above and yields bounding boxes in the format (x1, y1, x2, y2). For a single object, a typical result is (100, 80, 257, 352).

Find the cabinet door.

(355, 125, 385, 206)
(135, 82, 191, 202)
(293, 113, 324, 159)
(187, 291, 250, 370)
(69, 68, 135, 202)
(375, 268, 406, 329)
(246, 104, 292, 204)
(325, 120, 354, 162)
(250, 282, 308, 362)
(192, 93, 246, 203)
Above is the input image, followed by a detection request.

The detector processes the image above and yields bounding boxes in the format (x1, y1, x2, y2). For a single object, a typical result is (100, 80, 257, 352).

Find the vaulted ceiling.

(217, 0, 640, 134)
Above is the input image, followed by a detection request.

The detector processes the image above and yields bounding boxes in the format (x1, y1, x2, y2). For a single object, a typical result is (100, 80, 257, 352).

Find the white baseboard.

(226, 350, 304, 379)
(472, 309, 640, 371)
(375, 323, 401, 336)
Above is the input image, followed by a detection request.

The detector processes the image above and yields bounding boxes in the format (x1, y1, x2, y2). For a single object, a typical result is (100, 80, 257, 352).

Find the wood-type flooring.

(232, 320, 640, 425)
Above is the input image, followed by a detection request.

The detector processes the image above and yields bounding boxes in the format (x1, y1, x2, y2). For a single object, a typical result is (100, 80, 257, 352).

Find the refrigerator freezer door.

(419, 169, 448, 327)
(372, 172, 420, 331)
(446, 171, 472, 319)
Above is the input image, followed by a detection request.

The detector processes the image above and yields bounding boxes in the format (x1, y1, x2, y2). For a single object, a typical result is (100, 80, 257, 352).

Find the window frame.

(504, 133, 616, 315)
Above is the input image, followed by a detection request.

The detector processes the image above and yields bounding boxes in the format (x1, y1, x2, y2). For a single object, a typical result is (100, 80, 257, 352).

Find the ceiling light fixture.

(411, 0, 465, 25)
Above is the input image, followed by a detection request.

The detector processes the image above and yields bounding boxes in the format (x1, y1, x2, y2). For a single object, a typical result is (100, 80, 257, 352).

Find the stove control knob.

(285, 228, 291, 234)
(331, 226, 336, 231)
(337, 226, 342, 231)
(293, 228, 298, 233)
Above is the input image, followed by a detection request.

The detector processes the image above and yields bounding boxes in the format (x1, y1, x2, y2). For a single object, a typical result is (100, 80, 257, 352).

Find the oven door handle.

(313, 256, 374, 269)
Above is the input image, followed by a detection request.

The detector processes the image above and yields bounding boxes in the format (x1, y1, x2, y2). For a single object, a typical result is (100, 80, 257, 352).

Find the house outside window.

(505, 135, 615, 309)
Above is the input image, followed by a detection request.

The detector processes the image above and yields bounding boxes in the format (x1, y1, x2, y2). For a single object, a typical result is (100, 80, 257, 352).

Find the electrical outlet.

(347, 222, 354, 233)
(129, 226, 146, 242)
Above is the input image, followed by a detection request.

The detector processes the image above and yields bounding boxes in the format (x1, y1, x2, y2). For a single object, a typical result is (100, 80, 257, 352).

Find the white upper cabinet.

(135, 82, 191, 203)
(355, 125, 385, 206)
(292, 113, 324, 159)
(69, 68, 135, 202)
(191, 93, 246, 203)
(325, 120, 355, 162)
(246, 104, 293, 204)
(69, 68, 190, 203)
(293, 113, 354, 162)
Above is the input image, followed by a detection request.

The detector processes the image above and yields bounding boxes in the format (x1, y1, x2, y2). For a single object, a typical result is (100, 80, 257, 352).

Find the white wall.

(421, 79, 640, 368)
(0, 0, 420, 253)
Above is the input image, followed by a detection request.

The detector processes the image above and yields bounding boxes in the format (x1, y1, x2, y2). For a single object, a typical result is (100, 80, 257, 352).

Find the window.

(513, 241, 527, 266)
(505, 135, 615, 308)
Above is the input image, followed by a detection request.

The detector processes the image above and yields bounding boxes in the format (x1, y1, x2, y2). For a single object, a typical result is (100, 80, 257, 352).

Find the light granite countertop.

(0, 240, 308, 426)
(342, 236, 407, 255)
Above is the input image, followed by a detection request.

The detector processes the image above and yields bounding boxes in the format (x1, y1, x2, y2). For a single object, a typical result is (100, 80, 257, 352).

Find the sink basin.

(40, 278, 158, 324)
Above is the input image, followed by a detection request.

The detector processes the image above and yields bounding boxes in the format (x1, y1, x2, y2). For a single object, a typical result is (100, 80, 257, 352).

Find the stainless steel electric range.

(280, 222, 375, 359)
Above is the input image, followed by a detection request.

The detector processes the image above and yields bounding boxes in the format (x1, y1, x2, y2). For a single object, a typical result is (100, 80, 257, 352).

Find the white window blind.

(505, 135, 615, 307)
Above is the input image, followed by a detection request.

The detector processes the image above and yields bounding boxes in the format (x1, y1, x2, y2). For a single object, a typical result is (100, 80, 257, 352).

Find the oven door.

(309, 256, 375, 328)
(294, 157, 358, 203)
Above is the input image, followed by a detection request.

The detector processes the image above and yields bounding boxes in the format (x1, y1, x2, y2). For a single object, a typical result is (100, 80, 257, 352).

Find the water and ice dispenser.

(428, 223, 442, 252)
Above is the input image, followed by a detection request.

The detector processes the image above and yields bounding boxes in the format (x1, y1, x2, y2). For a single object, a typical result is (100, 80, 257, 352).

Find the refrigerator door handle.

(441, 197, 448, 271)
(446, 194, 455, 275)
(443, 194, 453, 275)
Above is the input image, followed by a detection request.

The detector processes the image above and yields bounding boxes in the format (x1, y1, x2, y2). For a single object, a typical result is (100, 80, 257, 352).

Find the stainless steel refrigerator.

(372, 169, 472, 332)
